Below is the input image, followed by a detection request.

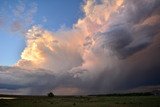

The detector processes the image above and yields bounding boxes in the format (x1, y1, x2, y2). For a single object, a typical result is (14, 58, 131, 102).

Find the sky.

(0, 0, 160, 95)
(0, 0, 83, 66)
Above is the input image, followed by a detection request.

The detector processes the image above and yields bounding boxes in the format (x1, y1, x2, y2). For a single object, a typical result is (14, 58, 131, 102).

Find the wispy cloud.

(11, 1, 37, 33)
(0, 0, 37, 33)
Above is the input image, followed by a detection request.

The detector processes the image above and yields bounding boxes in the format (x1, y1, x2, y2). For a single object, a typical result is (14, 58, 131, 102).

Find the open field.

(0, 95, 160, 107)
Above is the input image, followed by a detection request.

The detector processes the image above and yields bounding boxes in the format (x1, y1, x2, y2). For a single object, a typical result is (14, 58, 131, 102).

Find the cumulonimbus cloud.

(0, 0, 160, 95)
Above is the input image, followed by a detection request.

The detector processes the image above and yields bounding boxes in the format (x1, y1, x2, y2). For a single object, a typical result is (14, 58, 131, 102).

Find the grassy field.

(0, 96, 160, 107)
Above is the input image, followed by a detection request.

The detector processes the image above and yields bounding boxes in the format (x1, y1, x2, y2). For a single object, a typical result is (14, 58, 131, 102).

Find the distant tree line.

(88, 92, 158, 96)
(46, 90, 160, 97)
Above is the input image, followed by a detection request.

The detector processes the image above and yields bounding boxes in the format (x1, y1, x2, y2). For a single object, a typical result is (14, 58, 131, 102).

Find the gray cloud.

(92, 0, 160, 58)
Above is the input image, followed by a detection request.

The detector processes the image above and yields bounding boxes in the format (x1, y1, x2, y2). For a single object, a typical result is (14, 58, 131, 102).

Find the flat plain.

(0, 95, 160, 107)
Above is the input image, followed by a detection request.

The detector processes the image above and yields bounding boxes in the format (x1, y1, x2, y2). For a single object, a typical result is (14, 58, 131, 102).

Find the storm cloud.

(0, 0, 160, 95)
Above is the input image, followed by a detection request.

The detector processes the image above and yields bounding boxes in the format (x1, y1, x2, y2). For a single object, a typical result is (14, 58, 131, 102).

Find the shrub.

(47, 92, 54, 97)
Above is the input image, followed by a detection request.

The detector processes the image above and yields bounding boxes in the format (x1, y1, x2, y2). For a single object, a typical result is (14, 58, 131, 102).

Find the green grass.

(0, 96, 160, 107)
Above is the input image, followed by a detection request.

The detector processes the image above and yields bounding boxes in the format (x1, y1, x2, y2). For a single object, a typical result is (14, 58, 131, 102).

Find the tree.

(47, 92, 54, 97)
